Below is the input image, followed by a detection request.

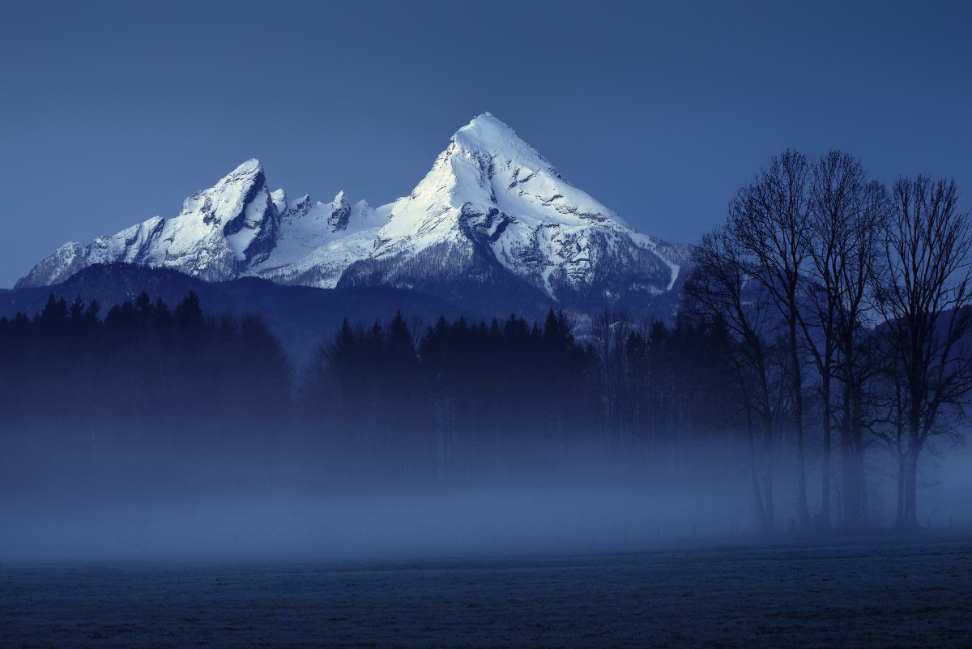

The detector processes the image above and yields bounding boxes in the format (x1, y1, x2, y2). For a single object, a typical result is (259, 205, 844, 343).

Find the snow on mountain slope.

(18, 112, 691, 316)
(16, 161, 381, 289)
(18, 159, 276, 287)
(379, 112, 628, 247)
(343, 113, 689, 309)
(250, 191, 384, 288)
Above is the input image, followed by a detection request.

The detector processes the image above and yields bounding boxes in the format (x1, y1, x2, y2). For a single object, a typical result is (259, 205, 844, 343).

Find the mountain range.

(17, 113, 691, 320)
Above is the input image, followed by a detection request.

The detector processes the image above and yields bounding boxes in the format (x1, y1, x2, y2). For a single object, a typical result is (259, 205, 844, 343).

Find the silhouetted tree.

(876, 175, 972, 529)
(727, 149, 813, 529)
(685, 229, 783, 534)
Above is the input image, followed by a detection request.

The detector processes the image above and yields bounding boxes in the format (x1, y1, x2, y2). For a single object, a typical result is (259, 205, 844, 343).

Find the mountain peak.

(230, 158, 263, 176)
(453, 112, 535, 158)
(460, 111, 505, 133)
(178, 158, 269, 226)
(200, 159, 264, 196)
(328, 191, 352, 231)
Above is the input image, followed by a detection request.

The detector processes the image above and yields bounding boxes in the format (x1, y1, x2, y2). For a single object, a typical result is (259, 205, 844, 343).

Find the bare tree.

(803, 152, 889, 530)
(727, 150, 813, 529)
(834, 178, 888, 530)
(803, 151, 852, 529)
(685, 229, 781, 534)
(876, 176, 972, 529)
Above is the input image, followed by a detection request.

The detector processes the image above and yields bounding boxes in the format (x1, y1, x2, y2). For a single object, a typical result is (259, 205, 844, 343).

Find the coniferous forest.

(0, 289, 759, 532)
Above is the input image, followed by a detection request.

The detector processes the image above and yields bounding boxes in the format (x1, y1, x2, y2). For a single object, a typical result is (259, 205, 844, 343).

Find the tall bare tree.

(802, 152, 891, 529)
(685, 229, 781, 533)
(833, 178, 887, 529)
(727, 150, 813, 529)
(803, 151, 857, 530)
(876, 176, 972, 529)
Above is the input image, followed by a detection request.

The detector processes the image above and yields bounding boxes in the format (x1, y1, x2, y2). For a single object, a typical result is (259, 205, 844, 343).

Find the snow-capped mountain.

(18, 113, 691, 315)
(340, 113, 691, 311)
(17, 159, 383, 290)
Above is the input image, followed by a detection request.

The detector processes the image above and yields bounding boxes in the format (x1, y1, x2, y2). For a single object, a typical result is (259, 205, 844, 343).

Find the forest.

(1, 149, 969, 539)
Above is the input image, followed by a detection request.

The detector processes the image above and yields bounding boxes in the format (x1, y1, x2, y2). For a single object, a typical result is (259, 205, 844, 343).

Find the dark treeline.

(0, 292, 291, 463)
(0, 292, 744, 502)
(296, 311, 739, 485)
(298, 311, 597, 482)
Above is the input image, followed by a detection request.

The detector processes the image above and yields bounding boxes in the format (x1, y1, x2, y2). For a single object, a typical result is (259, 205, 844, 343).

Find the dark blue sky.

(1, 0, 970, 287)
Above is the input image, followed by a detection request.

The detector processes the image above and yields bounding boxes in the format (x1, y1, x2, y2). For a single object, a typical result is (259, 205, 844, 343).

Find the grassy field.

(2, 534, 971, 648)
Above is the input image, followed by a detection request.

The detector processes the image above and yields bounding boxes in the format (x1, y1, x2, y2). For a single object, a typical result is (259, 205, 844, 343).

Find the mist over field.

(2, 430, 971, 563)
(4, 429, 972, 648)
(0, 453, 748, 562)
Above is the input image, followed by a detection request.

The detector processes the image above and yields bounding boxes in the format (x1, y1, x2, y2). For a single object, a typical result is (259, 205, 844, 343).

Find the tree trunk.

(838, 366, 870, 531)
(763, 420, 775, 535)
(789, 316, 810, 529)
(818, 377, 832, 532)
(840, 442, 858, 530)
(897, 402, 924, 530)
(851, 384, 867, 527)
(839, 383, 862, 530)
(757, 361, 775, 535)
(900, 448, 920, 529)
(895, 453, 906, 526)
(747, 415, 766, 535)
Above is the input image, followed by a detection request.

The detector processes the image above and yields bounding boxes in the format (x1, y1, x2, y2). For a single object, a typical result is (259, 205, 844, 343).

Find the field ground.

(2, 533, 972, 648)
